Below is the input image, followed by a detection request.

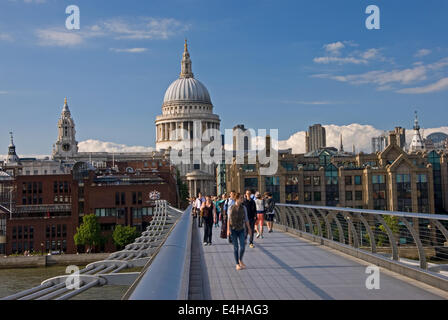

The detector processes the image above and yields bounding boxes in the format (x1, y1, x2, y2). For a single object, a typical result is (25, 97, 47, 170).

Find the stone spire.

(180, 39, 194, 79)
(6, 131, 19, 164)
(62, 97, 70, 114)
(339, 134, 344, 152)
(410, 111, 424, 152)
(52, 97, 78, 159)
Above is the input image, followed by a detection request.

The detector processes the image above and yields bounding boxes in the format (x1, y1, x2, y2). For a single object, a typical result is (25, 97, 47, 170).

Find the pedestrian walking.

(190, 197, 197, 226)
(265, 192, 276, 232)
(243, 189, 257, 248)
(223, 191, 236, 243)
(219, 193, 228, 239)
(227, 193, 252, 270)
(254, 192, 266, 238)
(195, 192, 205, 227)
(201, 196, 216, 245)
(213, 196, 220, 228)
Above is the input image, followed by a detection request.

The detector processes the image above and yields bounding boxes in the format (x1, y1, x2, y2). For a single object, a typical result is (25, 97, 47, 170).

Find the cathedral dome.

(163, 77, 211, 104)
(162, 40, 212, 105)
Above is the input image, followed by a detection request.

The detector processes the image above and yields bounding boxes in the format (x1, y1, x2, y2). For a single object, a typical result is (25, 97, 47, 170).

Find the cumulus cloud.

(78, 139, 156, 153)
(277, 124, 448, 154)
(278, 124, 384, 154)
(324, 41, 345, 54)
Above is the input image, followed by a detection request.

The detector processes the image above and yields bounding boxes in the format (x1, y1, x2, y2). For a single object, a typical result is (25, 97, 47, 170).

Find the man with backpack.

(265, 192, 276, 233)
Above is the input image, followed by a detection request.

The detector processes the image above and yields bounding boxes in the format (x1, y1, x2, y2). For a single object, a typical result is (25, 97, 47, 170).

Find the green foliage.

(380, 215, 400, 235)
(376, 216, 400, 247)
(177, 168, 189, 208)
(112, 225, 139, 250)
(74, 214, 102, 250)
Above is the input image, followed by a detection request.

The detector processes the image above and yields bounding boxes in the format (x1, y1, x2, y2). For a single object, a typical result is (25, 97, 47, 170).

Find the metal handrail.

(274, 204, 448, 271)
(125, 205, 192, 300)
(276, 203, 448, 221)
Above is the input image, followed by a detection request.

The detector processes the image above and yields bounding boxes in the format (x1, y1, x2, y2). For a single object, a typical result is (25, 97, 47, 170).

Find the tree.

(74, 214, 102, 253)
(176, 168, 189, 209)
(112, 225, 139, 250)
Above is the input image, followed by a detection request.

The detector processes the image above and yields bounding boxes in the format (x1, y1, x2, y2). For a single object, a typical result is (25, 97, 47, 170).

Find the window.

(304, 176, 311, 186)
(396, 174, 412, 212)
(355, 191, 363, 201)
(12, 227, 16, 240)
(51, 225, 56, 238)
(29, 226, 34, 240)
(346, 191, 353, 201)
(265, 176, 280, 202)
(57, 225, 61, 238)
(345, 176, 352, 185)
(62, 225, 67, 238)
(24, 226, 28, 239)
(121, 192, 126, 205)
(303, 192, 311, 201)
(132, 192, 137, 205)
(138, 192, 142, 205)
(18, 226, 22, 239)
(313, 192, 321, 202)
(115, 192, 120, 206)
(193, 164, 200, 170)
(313, 176, 321, 186)
(46, 225, 50, 238)
(285, 176, 299, 204)
(354, 175, 362, 185)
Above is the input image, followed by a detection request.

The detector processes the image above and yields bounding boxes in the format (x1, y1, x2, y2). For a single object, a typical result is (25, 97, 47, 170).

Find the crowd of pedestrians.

(189, 190, 276, 271)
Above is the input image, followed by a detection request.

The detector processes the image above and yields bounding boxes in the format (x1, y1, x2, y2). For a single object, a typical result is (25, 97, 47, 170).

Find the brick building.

(0, 159, 178, 255)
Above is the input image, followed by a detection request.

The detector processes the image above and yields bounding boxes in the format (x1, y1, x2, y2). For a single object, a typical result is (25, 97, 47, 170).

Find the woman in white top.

(254, 192, 265, 238)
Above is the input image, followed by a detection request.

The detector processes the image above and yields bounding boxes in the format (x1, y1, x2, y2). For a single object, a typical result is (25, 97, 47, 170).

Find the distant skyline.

(0, 0, 447, 156)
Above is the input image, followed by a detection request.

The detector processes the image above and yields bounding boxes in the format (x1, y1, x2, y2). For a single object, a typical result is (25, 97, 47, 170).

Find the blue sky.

(0, 0, 447, 155)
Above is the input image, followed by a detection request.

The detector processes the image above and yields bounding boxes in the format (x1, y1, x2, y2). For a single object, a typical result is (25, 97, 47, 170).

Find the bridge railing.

(274, 204, 448, 289)
(123, 204, 192, 300)
(1, 200, 183, 300)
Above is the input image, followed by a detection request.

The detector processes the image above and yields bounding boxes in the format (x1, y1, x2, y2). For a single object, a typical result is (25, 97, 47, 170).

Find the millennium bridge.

(2, 200, 448, 300)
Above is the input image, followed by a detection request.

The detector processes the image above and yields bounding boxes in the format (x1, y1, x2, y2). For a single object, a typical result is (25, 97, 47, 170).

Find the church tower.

(52, 97, 78, 160)
(410, 111, 424, 152)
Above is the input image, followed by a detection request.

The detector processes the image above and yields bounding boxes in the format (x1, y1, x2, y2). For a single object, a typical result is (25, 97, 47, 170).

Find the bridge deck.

(194, 224, 444, 300)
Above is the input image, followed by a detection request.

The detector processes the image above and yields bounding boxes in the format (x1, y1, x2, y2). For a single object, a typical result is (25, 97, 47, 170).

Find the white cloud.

(99, 17, 189, 40)
(36, 17, 189, 47)
(278, 124, 448, 154)
(315, 65, 427, 86)
(313, 56, 367, 65)
(0, 33, 13, 41)
(397, 77, 448, 94)
(36, 28, 84, 47)
(78, 139, 155, 153)
(324, 41, 345, 54)
(414, 49, 431, 58)
(110, 47, 148, 53)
